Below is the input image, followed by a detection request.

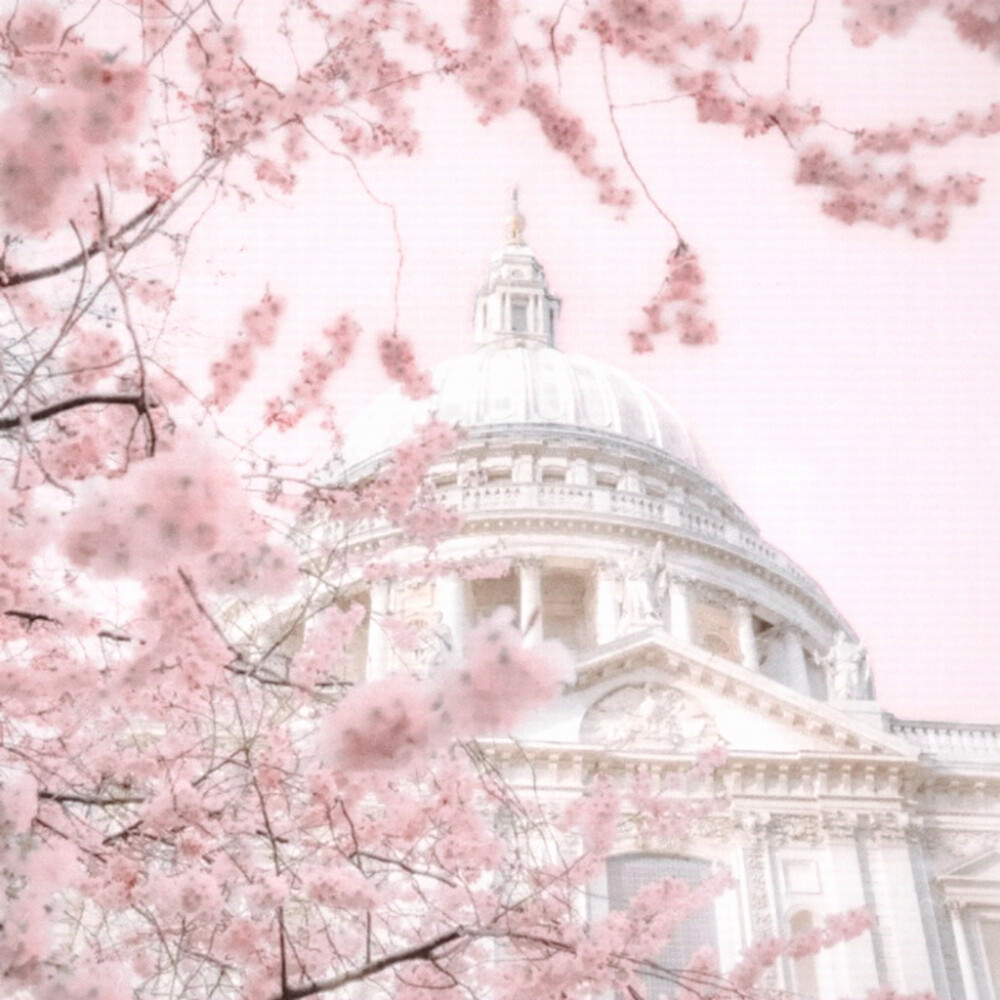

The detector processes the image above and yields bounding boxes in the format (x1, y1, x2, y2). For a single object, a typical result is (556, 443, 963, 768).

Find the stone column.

(948, 902, 981, 1000)
(366, 579, 391, 679)
(865, 831, 936, 991)
(518, 559, 543, 646)
(436, 570, 465, 655)
(667, 575, 692, 643)
(781, 626, 810, 692)
(736, 600, 759, 671)
(595, 562, 620, 644)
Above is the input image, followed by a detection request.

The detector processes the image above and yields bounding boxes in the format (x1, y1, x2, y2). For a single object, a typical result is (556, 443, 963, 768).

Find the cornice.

(477, 737, 922, 804)
(333, 505, 848, 633)
(573, 631, 914, 757)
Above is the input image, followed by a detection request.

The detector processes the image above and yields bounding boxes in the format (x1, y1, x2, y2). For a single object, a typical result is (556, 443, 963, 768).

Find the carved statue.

(820, 631, 872, 700)
(619, 542, 667, 627)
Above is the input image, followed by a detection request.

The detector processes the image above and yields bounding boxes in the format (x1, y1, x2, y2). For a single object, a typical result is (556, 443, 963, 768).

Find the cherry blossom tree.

(0, 0, 994, 997)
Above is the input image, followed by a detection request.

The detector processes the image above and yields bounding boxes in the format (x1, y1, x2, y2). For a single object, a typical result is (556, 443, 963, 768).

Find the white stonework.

(332, 216, 1000, 999)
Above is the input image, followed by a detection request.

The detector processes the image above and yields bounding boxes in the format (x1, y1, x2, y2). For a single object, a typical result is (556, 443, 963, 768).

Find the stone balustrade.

(425, 479, 816, 592)
(891, 720, 1000, 760)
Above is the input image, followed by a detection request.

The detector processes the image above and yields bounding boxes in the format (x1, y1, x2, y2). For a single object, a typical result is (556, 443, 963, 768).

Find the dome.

(344, 341, 716, 480)
(344, 200, 716, 481)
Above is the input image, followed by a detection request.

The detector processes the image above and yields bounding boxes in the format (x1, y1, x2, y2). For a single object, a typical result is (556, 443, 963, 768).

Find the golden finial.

(506, 187, 526, 244)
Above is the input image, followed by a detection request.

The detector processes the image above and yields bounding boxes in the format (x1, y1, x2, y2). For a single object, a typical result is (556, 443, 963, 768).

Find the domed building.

(328, 208, 1000, 999)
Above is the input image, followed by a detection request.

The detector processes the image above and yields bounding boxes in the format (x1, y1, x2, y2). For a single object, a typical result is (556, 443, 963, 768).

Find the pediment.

(570, 628, 918, 759)
(938, 850, 1000, 883)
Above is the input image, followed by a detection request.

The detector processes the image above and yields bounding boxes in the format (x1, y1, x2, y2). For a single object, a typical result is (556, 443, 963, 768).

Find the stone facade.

(325, 217, 1000, 999)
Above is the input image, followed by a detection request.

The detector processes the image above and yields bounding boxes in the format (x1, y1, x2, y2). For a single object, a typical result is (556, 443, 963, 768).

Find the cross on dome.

(473, 192, 561, 348)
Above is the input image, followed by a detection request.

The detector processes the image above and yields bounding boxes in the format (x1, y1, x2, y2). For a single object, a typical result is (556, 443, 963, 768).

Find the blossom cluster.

(796, 145, 982, 240)
(843, 0, 1000, 57)
(0, 3, 147, 234)
(264, 314, 360, 430)
(630, 245, 716, 352)
(294, 602, 367, 688)
(321, 607, 571, 768)
(855, 103, 1000, 154)
(209, 291, 286, 410)
(377, 333, 433, 400)
(584, 0, 759, 66)
(58, 327, 124, 391)
(726, 908, 876, 990)
(521, 83, 634, 212)
(60, 432, 296, 593)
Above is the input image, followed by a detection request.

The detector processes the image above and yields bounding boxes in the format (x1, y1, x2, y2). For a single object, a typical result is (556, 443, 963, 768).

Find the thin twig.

(786, 0, 819, 91)
(599, 46, 683, 246)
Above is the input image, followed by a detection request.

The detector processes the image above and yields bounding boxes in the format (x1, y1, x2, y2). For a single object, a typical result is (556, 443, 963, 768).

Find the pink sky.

(177, 2, 1000, 723)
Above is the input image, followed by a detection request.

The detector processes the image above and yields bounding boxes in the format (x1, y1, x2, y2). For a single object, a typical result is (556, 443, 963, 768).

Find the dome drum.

(332, 222, 860, 705)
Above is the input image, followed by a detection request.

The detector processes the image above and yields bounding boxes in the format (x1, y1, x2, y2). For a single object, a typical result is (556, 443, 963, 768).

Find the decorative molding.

(924, 829, 1000, 865)
(768, 813, 822, 846)
(821, 810, 860, 841)
(580, 682, 717, 751)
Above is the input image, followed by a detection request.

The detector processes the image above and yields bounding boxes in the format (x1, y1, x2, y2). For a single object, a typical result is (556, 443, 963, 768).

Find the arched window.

(605, 854, 719, 998)
(788, 910, 820, 998)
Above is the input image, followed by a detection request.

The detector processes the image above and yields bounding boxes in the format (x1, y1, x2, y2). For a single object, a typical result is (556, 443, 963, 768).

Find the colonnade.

(363, 558, 814, 692)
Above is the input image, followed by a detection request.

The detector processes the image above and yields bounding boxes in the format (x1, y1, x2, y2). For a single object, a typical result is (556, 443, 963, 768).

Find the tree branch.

(39, 789, 146, 807)
(0, 393, 154, 431)
(0, 200, 162, 288)
(276, 929, 464, 1000)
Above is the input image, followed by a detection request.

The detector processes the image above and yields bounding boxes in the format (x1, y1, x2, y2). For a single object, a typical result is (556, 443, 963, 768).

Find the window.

(511, 296, 528, 332)
(691, 597, 739, 661)
(605, 855, 719, 998)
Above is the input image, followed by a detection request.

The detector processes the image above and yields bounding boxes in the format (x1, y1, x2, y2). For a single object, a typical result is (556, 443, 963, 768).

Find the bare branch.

(599, 46, 684, 247)
(276, 929, 464, 1000)
(0, 200, 162, 288)
(786, 0, 819, 90)
(39, 789, 146, 807)
(0, 392, 154, 431)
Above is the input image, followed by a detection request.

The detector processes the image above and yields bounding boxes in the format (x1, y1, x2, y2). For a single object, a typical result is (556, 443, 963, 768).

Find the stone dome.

(343, 341, 716, 480)
(344, 203, 716, 481)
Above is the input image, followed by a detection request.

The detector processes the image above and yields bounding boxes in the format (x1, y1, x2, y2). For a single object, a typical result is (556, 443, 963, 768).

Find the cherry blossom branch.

(786, 0, 819, 90)
(97, 187, 157, 455)
(727, 1, 750, 30)
(276, 928, 465, 1000)
(0, 199, 162, 288)
(38, 789, 146, 807)
(0, 392, 154, 431)
(599, 45, 683, 245)
(3, 609, 59, 627)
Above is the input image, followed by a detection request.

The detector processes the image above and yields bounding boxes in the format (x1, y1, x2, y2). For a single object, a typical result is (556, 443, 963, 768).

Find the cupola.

(473, 192, 561, 347)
